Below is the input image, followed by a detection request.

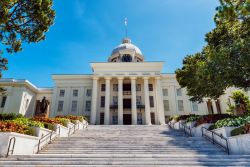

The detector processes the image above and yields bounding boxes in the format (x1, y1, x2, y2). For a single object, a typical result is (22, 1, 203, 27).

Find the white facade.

(0, 38, 248, 124)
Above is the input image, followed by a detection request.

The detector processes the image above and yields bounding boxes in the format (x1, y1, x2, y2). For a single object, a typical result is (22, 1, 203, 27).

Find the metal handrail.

(201, 127, 229, 154)
(37, 126, 60, 153)
(68, 122, 79, 137)
(6, 137, 16, 157)
(179, 122, 192, 136)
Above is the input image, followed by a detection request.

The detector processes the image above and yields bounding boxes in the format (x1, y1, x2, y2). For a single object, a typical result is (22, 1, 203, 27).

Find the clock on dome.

(121, 54, 132, 62)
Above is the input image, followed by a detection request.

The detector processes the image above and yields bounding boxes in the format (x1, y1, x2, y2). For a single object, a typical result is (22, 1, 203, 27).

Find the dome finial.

(124, 17, 128, 38)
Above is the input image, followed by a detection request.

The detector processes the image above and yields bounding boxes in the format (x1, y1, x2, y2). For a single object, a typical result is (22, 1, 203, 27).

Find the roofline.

(0, 78, 53, 93)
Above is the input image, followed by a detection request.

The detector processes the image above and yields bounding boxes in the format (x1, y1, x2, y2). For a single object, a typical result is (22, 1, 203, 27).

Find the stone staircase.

(1, 125, 250, 166)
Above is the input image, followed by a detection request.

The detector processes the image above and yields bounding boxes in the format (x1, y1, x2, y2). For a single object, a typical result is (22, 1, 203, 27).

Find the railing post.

(202, 127, 204, 137)
(212, 132, 215, 144)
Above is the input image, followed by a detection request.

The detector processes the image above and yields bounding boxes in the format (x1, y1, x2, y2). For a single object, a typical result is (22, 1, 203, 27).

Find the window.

(57, 101, 64, 112)
(113, 96, 118, 105)
(176, 88, 182, 96)
(112, 115, 118, 125)
(86, 89, 92, 96)
(178, 100, 184, 111)
(136, 96, 141, 105)
(149, 96, 154, 107)
(192, 101, 198, 112)
(136, 84, 141, 91)
(101, 84, 105, 91)
(137, 113, 142, 125)
(100, 113, 104, 125)
(113, 84, 118, 91)
(71, 101, 77, 112)
(25, 99, 30, 110)
(73, 89, 78, 97)
(162, 89, 168, 96)
(121, 54, 132, 62)
(85, 101, 91, 112)
(59, 90, 65, 97)
(149, 84, 153, 91)
(101, 96, 105, 107)
(1, 96, 7, 108)
(163, 100, 170, 111)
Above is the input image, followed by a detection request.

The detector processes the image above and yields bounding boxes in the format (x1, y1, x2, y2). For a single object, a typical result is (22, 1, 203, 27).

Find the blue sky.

(3, 0, 219, 87)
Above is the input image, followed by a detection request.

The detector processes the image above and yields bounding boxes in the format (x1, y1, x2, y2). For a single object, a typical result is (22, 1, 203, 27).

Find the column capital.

(104, 76, 112, 80)
(117, 77, 124, 80)
(92, 76, 99, 80)
(155, 76, 162, 80)
(130, 76, 137, 80)
(143, 76, 150, 80)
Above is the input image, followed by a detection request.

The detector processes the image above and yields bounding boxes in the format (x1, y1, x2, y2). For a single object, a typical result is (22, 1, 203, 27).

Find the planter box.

(0, 132, 38, 157)
(186, 121, 196, 128)
(82, 120, 88, 128)
(212, 126, 238, 138)
(76, 120, 84, 130)
(228, 133, 250, 154)
(54, 124, 69, 137)
(33, 127, 52, 138)
(191, 123, 213, 137)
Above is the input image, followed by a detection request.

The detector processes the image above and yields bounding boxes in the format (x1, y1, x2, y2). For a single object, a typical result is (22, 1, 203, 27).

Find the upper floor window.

(101, 84, 105, 92)
(73, 89, 78, 97)
(162, 89, 168, 96)
(136, 84, 141, 91)
(136, 96, 141, 105)
(85, 100, 91, 112)
(176, 88, 182, 96)
(178, 100, 184, 111)
(101, 96, 105, 107)
(113, 84, 118, 91)
(57, 101, 64, 112)
(192, 101, 198, 112)
(59, 90, 65, 97)
(149, 84, 153, 91)
(71, 100, 77, 112)
(113, 96, 118, 105)
(1, 96, 7, 108)
(163, 100, 170, 111)
(86, 89, 92, 96)
(149, 96, 154, 107)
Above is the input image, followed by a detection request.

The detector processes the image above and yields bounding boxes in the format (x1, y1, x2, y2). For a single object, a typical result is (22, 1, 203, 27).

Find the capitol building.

(0, 38, 240, 125)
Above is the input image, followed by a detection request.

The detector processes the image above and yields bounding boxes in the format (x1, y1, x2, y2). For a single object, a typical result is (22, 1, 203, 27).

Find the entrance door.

(100, 113, 104, 125)
(123, 114, 131, 125)
(150, 113, 155, 125)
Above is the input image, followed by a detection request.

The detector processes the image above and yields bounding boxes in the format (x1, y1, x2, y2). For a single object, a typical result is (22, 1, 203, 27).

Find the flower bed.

(231, 124, 250, 136)
(209, 115, 250, 130)
(56, 115, 87, 123)
(195, 114, 231, 127)
(31, 117, 70, 128)
(170, 114, 196, 122)
(0, 121, 32, 135)
(0, 113, 24, 121)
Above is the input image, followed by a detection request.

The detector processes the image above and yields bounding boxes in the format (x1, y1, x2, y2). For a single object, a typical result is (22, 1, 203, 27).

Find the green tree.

(0, 0, 55, 81)
(176, 0, 250, 102)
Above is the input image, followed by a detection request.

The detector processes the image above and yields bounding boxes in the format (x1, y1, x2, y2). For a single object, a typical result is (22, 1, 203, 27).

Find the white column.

(131, 77, 137, 125)
(104, 77, 111, 125)
(156, 77, 165, 125)
(90, 77, 98, 124)
(144, 77, 151, 125)
(118, 77, 124, 125)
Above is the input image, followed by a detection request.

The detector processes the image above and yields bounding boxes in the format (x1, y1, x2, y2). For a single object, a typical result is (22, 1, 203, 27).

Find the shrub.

(170, 115, 195, 122)
(0, 113, 24, 120)
(212, 116, 250, 129)
(231, 124, 250, 136)
(31, 117, 67, 127)
(55, 118, 70, 127)
(195, 114, 231, 127)
(12, 118, 44, 128)
(0, 121, 33, 135)
(186, 115, 200, 123)
(56, 115, 86, 122)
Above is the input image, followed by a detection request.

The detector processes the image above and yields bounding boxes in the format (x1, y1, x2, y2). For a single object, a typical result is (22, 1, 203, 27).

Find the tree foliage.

(0, 0, 55, 78)
(176, 0, 250, 102)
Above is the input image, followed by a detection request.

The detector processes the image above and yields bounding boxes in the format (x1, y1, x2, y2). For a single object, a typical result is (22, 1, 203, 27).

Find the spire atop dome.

(122, 38, 131, 44)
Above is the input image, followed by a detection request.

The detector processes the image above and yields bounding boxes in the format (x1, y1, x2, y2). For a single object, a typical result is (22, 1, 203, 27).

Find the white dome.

(111, 38, 142, 55)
